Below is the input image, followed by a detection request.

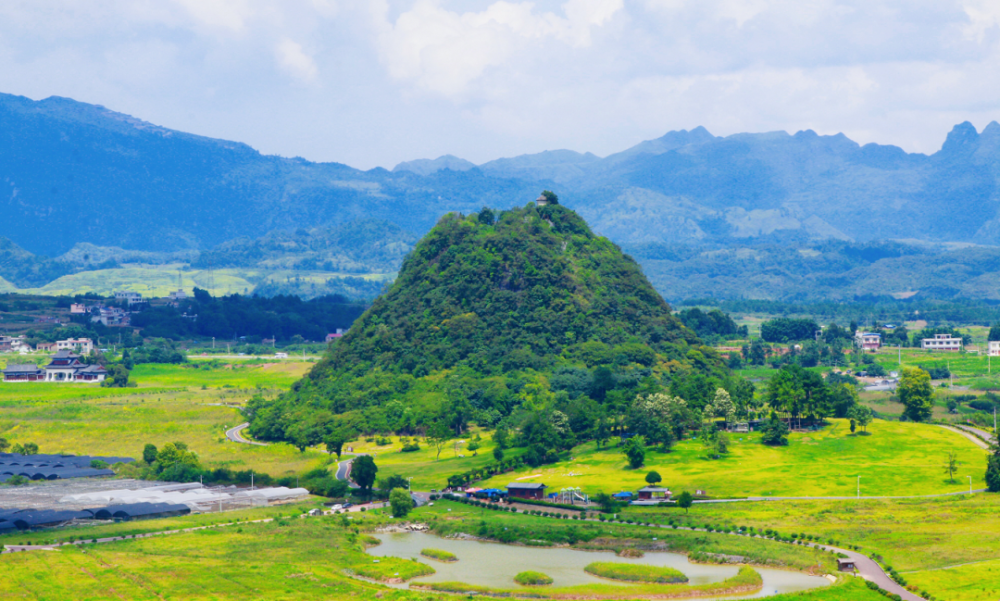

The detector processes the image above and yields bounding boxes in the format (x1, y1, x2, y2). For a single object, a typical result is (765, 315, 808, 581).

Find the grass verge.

(514, 571, 554, 586)
(420, 547, 457, 562)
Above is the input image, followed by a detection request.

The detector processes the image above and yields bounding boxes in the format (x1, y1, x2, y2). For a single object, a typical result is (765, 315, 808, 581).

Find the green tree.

(142, 443, 158, 464)
(850, 419, 856, 433)
(987, 445, 1000, 492)
(715, 432, 730, 456)
(945, 452, 959, 484)
(848, 404, 874, 433)
(389, 487, 413, 518)
(22, 442, 38, 455)
(676, 490, 694, 513)
(478, 207, 496, 226)
(427, 421, 451, 460)
(622, 436, 646, 469)
(156, 442, 200, 472)
(760, 412, 789, 446)
(989, 323, 1000, 342)
(593, 492, 619, 513)
(352, 455, 378, 495)
(0, 437, 9, 453)
(645, 471, 662, 485)
(492, 445, 504, 461)
(324, 431, 346, 459)
(540, 190, 559, 205)
(899, 367, 934, 422)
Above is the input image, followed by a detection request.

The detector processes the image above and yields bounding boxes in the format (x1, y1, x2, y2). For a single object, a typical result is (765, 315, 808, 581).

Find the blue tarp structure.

(612, 491, 633, 499)
(0, 453, 130, 481)
(93, 502, 190, 521)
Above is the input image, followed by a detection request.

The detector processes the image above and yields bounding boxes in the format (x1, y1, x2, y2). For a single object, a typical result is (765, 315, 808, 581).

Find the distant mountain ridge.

(5, 90, 1000, 301)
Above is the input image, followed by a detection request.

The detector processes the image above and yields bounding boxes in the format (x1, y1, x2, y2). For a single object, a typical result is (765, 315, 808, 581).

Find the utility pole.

(857, 475, 861, 499)
(898, 345, 901, 366)
(968, 476, 973, 495)
(251, 472, 254, 491)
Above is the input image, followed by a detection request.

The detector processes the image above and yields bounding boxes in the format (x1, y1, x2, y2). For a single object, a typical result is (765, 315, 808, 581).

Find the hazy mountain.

(392, 154, 476, 176)
(6, 91, 1000, 300)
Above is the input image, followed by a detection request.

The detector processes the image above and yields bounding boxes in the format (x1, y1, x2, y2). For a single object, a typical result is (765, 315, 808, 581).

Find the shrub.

(420, 548, 458, 562)
(584, 562, 688, 584)
(514, 571, 553, 586)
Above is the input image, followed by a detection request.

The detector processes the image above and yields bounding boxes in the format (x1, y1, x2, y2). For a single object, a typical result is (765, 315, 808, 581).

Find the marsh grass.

(420, 547, 457, 562)
(584, 562, 687, 583)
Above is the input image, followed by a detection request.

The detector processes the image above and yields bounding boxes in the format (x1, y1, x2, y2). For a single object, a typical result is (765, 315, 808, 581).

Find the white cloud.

(173, 0, 255, 32)
(275, 38, 319, 82)
(373, 0, 624, 96)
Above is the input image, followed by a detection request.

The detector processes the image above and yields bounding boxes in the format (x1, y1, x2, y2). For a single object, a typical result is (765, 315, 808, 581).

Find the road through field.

(225, 423, 267, 446)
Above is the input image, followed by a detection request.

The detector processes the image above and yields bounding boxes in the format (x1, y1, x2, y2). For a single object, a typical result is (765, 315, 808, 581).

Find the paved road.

(335, 457, 360, 489)
(940, 425, 990, 450)
(225, 423, 268, 446)
(954, 424, 996, 446)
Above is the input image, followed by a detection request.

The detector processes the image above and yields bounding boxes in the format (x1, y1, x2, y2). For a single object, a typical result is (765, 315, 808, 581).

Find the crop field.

(627, 494, 1000, 601)
(0, 359, 330, 478)
(475, 418, 987, 498)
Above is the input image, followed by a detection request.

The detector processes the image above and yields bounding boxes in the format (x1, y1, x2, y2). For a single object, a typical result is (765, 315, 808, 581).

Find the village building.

(506, 482, 547, 499)
(168, 289, 188, 301)
(989, 341, 1000, 357)
(42, 351, 107, 383)
(91, 307, 129, 327)
(921, 333, 962, 352)
(2, 364, 45, 382)
(637, 486, 672, 500)
(114, 291, 144, 306)
(56, 338, 94, 354)
(36, 342, 57, 352)
(70, 303, 87, 314)
(854, 331, 881, 351)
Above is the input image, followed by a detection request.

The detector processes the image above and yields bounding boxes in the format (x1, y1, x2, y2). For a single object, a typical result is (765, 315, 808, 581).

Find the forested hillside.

(246, 203, 733, 449)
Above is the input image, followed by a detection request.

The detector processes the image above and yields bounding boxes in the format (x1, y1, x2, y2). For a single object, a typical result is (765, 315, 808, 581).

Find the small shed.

(637, 486, 671, 500)
(837, 558, 856, 572)
(507, 482, 547, 499)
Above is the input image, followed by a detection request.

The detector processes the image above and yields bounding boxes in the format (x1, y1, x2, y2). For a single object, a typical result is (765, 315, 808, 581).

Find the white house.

(989, 341, 1000, 357)
(921, 333, 962, 352)
(56, 338, 94, 354)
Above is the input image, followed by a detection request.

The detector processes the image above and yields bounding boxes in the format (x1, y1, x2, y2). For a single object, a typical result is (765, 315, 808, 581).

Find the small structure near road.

(637, 486, 671, 500)
(507, 482, 547, 499)
(837, 558, 856, 572)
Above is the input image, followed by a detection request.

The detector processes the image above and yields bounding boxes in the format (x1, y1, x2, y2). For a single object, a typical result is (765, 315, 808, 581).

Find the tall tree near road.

(899, 367, 934, 422)
(352, 455, 378, 496)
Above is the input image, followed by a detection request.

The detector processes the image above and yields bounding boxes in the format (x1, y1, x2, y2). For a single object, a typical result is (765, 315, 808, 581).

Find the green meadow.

(0, 359, 331, 477)
(476, 418, 987, 498)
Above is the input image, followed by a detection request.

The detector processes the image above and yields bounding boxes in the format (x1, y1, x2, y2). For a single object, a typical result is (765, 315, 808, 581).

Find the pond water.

(367, 532, 830, 599)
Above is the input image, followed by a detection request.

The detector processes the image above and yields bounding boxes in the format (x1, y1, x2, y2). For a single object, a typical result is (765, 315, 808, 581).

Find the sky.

(2, 0, 1000, 169)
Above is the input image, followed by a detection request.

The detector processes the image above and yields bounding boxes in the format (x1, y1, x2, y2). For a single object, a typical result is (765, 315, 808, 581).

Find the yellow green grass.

(584, 562, 687, 583)
(905, 558, 1000, 601)
(420, 548, 457, 562)
(513, 570, 554, 586)
(629, 494, 1000, 601)
(351, 556, 435, 582)
(0, 360, 329, 477)
(348, 432, 504, 491)
(478, 419, 986, 497)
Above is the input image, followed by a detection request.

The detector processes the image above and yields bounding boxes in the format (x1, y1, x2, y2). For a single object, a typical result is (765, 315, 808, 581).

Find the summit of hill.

(246, 201, 730, 445)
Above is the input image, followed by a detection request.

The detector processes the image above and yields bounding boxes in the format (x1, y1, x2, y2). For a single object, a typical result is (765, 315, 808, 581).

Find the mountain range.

(4, 91, 1000, 301)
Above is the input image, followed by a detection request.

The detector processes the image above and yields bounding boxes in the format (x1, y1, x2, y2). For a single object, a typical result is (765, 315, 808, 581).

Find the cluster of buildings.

(2, 350, 108, 383)
(465, 482, 677, 507)
(854, 331, 968, 353)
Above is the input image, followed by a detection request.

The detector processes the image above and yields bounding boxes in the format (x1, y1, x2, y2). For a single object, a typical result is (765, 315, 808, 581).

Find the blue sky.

(2, 0, 1000, 169)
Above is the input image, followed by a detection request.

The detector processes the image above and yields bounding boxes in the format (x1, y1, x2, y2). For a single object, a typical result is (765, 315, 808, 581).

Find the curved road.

(335, 456, 360, 489)
(225, 423, 268, 446)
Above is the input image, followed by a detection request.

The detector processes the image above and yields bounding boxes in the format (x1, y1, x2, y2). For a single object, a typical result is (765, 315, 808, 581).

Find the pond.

(366, 532, 830, 598)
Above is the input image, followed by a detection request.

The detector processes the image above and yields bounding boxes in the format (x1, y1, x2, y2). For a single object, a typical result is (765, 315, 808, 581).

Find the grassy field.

(0, 359, 332, 478)
(476, 419, 987, 498)
(0, 263, 393, 297)
(346, 432, 505, 490)
(624, 494, 1000, 601)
